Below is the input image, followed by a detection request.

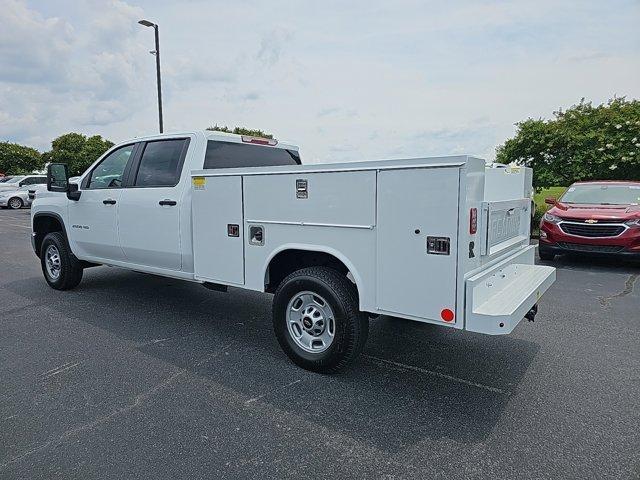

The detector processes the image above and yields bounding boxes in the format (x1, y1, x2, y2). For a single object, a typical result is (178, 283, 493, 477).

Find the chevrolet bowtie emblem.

(585, 219, 598, 224)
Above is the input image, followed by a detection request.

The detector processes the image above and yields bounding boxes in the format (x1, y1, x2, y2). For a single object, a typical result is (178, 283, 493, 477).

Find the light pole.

(138, 19, 163, 133)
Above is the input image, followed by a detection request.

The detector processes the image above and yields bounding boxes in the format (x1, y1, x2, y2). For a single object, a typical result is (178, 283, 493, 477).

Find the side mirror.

(544, 196, 557, 205)
(47, 163, 69, 192)
(47, 163, 81, 201)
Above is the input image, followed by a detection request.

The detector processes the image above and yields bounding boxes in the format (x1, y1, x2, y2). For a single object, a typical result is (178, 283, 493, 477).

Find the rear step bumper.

(465, 245, 556, 335)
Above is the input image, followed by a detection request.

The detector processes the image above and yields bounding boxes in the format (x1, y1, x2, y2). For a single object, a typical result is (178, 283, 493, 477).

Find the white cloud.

(0, 0, 151, 149)
(0, 0, 74, 85)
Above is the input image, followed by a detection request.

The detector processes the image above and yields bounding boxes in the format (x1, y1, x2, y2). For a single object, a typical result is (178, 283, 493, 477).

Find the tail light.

(241, 136, 278, 146)
(470, 208, 477, 234)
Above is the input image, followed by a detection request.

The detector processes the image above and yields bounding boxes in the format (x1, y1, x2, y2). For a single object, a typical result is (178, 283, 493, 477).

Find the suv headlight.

(625, 219, 640, 227)
(543, 212, 562, 224)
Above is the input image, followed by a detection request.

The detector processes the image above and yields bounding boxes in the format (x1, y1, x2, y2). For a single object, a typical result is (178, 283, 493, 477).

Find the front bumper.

(540, 221, 640, 256)
(465, 245, 556, 335)
(539, 241, 640, 257)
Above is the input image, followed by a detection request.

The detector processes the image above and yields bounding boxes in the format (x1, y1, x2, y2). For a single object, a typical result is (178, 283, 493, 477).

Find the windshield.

(560, 184, 640, 205)
(0, 177, 13, 183)
(2, 176, 24, 184)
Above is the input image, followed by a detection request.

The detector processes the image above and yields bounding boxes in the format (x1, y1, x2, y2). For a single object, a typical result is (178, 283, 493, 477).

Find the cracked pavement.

(1, 209, 639, 479)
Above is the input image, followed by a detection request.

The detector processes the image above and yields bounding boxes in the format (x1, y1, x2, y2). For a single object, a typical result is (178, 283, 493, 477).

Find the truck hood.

(550, 202, 640, 220)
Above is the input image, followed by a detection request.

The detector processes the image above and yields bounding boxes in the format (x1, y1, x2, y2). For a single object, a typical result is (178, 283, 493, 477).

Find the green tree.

(206, 124, 274, 139)
(0, 142, 44, 175)
(496, 97, 640, 189)
(45, 133, 114, 176)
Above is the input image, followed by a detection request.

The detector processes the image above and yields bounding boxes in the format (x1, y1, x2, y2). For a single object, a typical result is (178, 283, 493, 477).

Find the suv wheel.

(273, 266, 368, 373)
(40, 232, 83, 290)
(8, 197, 23, 209)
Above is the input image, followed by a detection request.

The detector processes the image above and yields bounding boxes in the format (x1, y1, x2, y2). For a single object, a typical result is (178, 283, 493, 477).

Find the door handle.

(103, 199, 116, 205)
(159, 199, 177, 206)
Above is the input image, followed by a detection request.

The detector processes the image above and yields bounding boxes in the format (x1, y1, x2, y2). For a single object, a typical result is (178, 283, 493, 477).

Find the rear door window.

(204, 141, 301, 169)
(134, 139, 189, 187)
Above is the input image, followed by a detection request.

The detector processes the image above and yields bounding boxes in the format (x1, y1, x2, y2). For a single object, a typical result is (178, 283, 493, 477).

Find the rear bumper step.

(465, 246, 556, 335)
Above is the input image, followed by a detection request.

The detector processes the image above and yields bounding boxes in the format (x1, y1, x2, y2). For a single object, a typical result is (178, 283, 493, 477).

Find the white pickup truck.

(32, 131, 555, 372)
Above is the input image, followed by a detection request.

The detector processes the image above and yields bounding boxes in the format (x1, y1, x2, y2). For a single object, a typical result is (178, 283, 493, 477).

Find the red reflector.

(241, 135, 278, 146)
(470, 208, 477, 234)
(441, 309, 455, 322)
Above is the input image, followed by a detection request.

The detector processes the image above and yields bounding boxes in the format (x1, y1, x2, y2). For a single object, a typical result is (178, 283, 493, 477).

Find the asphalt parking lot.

(1, 208, 638, 480)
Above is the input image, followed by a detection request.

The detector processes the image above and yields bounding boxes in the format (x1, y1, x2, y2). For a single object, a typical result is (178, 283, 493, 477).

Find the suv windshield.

(560, 184, 640, 205)
(2, 176, 24, 184)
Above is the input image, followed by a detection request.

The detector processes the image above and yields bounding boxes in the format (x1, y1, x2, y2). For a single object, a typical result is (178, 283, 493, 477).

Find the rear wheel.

(538, 245, 555, 261)
(8, 197, 23, 209)
(273, 266, 368, 373)
(40, 232, 83, 290)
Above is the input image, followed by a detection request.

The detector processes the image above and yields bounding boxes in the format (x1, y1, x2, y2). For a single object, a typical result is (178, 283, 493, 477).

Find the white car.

(0, 185, 32, 209)
(0, 175, 47, 192)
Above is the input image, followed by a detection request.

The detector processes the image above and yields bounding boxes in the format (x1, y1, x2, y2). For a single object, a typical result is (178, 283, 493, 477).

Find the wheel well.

(33, 215, 64, 257)
(265, 249, 351, 293)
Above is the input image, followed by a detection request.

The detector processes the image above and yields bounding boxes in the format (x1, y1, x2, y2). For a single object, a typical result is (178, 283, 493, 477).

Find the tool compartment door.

(377, 167, 460, 323)
(192, 175, 244, 285)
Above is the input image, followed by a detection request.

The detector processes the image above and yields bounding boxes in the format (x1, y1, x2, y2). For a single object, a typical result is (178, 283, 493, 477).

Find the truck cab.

(32, 131, 300, 276)
(32, 131, 555, 373)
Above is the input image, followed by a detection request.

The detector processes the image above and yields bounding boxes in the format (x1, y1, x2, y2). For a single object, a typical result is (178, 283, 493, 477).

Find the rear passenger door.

(117, 138, 190, 270)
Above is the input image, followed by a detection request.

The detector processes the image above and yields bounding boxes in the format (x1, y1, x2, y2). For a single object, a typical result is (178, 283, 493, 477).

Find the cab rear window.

(204, 141, 301, 169)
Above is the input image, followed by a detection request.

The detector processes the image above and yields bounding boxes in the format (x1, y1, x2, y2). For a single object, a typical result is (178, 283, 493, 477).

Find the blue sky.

(1, 0, 638, 162)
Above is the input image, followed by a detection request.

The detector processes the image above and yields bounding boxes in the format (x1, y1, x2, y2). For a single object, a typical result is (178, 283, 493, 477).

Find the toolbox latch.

(427, 236, 450, 255)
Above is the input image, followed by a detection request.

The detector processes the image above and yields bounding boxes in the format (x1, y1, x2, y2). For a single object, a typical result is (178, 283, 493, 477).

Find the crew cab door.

(68, 143, 137, 261)
(117, 138, 191, 270)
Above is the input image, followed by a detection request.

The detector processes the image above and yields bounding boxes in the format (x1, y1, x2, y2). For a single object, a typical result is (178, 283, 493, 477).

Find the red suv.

(539, 180, 640, 260)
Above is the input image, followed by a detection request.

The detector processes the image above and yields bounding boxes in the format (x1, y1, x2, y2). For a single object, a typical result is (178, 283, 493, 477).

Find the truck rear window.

(204, 141, 301, 169)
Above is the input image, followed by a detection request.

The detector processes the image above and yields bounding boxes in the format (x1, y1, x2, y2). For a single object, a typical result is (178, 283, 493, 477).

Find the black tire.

(40, 232, 83, 290)
(538, 246, 555, 261)
(8, 197, 23, 210)
(273, 266, 368, 373)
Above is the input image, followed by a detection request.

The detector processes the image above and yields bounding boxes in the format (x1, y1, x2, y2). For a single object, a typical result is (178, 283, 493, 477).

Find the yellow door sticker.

(192, 176, 205, 190)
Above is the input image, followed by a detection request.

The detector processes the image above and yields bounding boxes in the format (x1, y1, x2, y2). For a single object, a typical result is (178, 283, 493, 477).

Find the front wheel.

(273, 266, 368, 373)
(8, 197, 23, 209)
(40, 232, 83, 290)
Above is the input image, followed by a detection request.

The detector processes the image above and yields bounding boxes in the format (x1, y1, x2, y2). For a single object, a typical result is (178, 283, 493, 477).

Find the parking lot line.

(363, 355, 509, 395)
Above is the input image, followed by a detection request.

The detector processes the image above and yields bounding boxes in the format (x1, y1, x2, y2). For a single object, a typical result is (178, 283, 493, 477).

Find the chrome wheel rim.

(286, 291, 335, 353)
(45, 245, 61, 280)
(9, 198, 21, 209)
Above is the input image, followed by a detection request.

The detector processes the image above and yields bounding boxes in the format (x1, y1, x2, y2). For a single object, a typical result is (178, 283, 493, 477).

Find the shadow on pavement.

(6, 267, 540, 452)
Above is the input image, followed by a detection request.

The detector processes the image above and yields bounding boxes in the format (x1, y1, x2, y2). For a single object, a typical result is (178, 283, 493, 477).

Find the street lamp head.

(138, 19, 155, 27)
